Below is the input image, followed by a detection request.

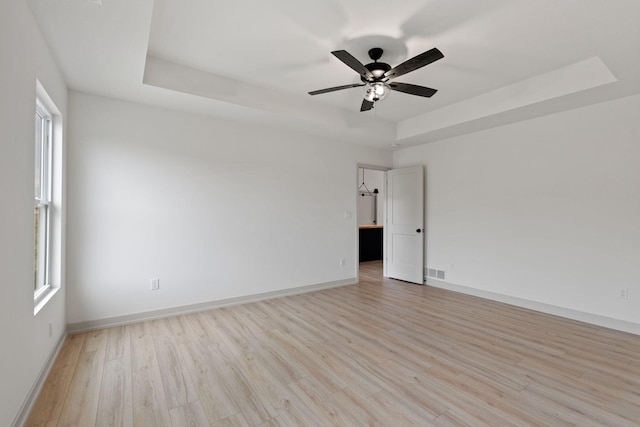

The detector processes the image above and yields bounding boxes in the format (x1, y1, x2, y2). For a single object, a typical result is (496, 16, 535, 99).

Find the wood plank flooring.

(27, 261, 640, 426)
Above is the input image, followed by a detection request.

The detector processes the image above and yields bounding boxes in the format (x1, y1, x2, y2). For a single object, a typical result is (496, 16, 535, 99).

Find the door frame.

(355, 163, 390, 283)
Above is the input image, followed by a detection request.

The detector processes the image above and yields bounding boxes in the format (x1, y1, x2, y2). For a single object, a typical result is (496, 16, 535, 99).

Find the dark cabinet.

(359, 227, 383, 262)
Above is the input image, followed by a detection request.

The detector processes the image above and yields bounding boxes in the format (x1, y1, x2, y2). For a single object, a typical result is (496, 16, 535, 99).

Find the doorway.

(357, 165, 387, 280)
(356, 164, 425, 285)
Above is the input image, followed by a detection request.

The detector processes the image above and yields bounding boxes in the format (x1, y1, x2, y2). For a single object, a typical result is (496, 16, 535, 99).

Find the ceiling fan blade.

(360, 99, 374, 112)
(389, 82, 438, 98)
(332, 50, 374, 81)
(308, 83, 365, 95)
(384, 48, 444, 80)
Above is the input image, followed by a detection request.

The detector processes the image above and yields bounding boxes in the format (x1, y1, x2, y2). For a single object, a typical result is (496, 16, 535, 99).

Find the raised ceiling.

(28, 0, 640, 148)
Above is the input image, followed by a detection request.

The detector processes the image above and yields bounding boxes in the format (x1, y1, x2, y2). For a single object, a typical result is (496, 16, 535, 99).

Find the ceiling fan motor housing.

(362, 47, 391, 82)
(363, 62, 391, 82)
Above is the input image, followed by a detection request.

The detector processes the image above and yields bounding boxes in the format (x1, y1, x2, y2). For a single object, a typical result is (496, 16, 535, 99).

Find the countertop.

(359, 224, 383, 229)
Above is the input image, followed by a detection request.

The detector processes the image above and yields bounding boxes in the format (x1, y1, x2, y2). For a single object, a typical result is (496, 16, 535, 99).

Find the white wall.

(395, 94, 640, 326)
(0, 2, 67, 426)
(66, 92, 392, 325)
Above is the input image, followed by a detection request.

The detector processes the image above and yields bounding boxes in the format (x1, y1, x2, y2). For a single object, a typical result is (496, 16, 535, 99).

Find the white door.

(385, 166, 424, 284)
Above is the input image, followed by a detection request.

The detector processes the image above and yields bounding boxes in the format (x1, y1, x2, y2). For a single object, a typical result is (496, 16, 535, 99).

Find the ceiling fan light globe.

(363, 82, 390, 102)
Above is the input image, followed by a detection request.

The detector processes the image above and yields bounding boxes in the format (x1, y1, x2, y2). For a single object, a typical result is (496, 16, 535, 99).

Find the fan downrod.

(364, 48, 391, 79)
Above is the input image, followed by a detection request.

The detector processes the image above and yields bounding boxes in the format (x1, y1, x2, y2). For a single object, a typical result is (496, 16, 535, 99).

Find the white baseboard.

(12, 328, 67, 427)
(67, 278, 356, 333)
(426, 278, 640, 336)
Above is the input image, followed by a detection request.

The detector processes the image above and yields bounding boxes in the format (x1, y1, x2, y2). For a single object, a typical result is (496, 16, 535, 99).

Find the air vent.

(426, 268, 446, 280)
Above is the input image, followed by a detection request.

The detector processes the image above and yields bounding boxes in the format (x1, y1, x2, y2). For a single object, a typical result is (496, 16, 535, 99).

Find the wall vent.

(425, 268, 446, 280)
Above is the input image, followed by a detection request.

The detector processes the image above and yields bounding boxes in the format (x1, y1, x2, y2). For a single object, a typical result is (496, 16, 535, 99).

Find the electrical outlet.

(151, 278, 160, 290)
(48, 322, 53, 338)
(617, 288, 629, 299)
(340, 258, 346, 267)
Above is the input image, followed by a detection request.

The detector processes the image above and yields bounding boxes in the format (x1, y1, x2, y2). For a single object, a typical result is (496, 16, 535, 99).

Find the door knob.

(416, 229, 422, 233)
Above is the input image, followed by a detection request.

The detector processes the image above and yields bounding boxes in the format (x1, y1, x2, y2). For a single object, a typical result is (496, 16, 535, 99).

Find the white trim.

(11, 328, 67, 427)
(34, 286, 60, 316)
(357, 163, 391, 172)
(67, 278, 356, 333)
(36, 80, 62, 116)
(426, 278, 640, 336)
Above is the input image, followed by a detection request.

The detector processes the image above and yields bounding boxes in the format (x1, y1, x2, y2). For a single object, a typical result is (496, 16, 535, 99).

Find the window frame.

(34, 99, 53, 303)
(33, 80, 63, 315)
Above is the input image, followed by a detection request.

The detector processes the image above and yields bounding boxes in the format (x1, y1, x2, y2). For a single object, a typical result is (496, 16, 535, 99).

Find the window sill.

(34, 286, 60, 315)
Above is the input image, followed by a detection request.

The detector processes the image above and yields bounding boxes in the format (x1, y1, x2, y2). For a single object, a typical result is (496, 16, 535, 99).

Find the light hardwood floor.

(27, 261, 640, 426)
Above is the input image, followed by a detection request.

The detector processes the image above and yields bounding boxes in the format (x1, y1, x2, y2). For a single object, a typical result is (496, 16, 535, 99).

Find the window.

(34, 99, 52, 299)
(34, 81, 62, 314)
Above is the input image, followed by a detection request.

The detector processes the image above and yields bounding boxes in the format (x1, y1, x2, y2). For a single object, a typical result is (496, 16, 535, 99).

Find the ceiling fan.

(309, 47, 444, 112)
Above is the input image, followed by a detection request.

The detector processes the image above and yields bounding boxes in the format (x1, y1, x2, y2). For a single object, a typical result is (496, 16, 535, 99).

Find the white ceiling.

(27, 0, 640, 149)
